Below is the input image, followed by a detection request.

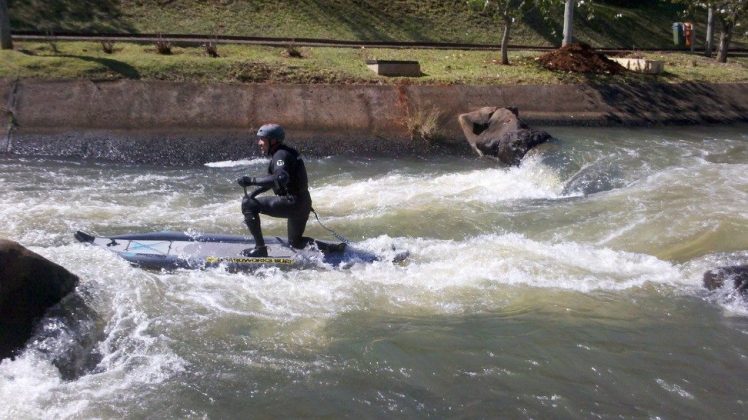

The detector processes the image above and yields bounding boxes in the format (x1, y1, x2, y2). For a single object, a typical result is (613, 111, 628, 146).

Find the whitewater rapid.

(1, 125, 747, 418)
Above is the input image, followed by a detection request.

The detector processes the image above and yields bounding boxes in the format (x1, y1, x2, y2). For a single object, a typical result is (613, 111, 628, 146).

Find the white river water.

(1, 125, 747, 418)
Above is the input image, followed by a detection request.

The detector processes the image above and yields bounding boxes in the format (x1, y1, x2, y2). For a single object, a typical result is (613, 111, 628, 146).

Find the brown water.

(1, 125, 747, 418)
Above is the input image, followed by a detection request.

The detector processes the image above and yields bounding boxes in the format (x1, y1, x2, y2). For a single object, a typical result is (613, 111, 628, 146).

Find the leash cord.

(311, 207, 351, 244)
(242, 184, 350, 244)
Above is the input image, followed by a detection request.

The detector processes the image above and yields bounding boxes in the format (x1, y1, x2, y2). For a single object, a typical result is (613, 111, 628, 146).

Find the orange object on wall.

(684, 22, 693, 47)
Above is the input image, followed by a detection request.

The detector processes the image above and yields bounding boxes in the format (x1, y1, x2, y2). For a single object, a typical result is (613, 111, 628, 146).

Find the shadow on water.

(9, 0, 135, 33)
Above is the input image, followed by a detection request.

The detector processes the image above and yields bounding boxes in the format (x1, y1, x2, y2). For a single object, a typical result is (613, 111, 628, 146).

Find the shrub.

(154, 35, 172, 55)
(44, 30, 59, 54)
(405, 106, 443, 144)
(282, 43, 303, 58)
(203, 41, 219, 57)
(100, 40, 115, 54)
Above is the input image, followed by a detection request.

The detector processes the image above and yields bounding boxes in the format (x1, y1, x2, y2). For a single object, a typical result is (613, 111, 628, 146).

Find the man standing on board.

(236, 124, 312, 257)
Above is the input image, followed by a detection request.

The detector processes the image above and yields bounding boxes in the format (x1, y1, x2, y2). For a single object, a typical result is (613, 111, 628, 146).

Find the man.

(237, 123, 312, 257)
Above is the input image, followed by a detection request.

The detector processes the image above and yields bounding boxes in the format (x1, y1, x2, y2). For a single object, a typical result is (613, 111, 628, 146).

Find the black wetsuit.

(241, 144, 312, 249)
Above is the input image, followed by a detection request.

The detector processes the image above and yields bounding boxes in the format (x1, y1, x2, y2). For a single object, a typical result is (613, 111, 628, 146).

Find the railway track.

(14, 31, 745, 54)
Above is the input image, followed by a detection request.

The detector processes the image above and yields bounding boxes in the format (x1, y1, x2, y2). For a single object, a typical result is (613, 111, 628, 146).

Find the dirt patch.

(538, 43, 626, 74)
(229, 62, 273, 82)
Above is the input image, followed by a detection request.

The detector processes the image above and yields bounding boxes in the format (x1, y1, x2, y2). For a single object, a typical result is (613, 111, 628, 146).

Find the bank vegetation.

(1, 40, 746, 86)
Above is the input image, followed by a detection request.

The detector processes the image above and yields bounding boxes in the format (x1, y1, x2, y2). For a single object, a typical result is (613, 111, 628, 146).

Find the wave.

(204, 158, 268, 168)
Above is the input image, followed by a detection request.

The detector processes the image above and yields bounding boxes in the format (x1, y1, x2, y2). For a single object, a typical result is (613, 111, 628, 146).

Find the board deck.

(74, 230, 404, 271)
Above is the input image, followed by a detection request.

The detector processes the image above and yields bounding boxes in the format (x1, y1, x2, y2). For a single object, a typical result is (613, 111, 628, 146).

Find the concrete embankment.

(1, 79, 747, 165)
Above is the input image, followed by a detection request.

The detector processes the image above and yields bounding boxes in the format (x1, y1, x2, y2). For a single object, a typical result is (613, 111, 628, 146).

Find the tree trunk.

(500, 17, 511, 65)
(705, 6, 714, 57)
(563, 0, 574, 47)
(0, 0, 12, 50)
(716, 20, 732, 63)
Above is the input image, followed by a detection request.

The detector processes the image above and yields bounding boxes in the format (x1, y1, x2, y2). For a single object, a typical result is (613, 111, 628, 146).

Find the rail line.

(14, 31, 745, 54)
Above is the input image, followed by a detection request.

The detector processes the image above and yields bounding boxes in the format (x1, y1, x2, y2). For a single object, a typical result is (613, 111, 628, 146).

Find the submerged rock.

(562, 158, 624, 196)
(458, 107, 552, 165)
(703, 265, 748, 295)
(0, 239, 79, 360)
(29, 292, 105, 380)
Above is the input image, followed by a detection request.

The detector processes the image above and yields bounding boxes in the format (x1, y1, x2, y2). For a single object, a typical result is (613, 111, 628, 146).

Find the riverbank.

(4, 41, 747, 86)
(9, 0, 708, 49)
(2, 79, 747, 165)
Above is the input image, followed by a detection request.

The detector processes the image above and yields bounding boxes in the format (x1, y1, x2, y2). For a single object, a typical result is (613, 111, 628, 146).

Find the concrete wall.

(2, 79, 747, 164)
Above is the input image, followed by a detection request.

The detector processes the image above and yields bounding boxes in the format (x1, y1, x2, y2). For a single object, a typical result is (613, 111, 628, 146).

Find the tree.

(467, 0, 554, 65)
(467, 0, 521, 65)
(706, 5, 715, 56)
(674, 1, 748, 62)
(0, 0, 11, 50)
(714, 1, 748, 62)
(562, 0, 574, 46)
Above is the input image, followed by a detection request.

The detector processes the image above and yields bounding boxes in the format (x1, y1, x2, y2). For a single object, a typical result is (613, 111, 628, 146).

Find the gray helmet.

(256, 123, 285, 142)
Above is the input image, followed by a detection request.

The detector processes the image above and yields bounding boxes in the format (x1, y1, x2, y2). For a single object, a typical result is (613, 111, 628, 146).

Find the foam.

(0, 353, 64, 418)
(70, 233, 684, 330)
(204, 158, 268, 168)
(310, 155, 564, 220)
(656, 378, 695, 400)
(1, 127, 747, 415)
(0, 245, 187, 418)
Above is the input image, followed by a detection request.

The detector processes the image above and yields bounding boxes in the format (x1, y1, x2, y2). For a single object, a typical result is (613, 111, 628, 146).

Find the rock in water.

(703, 265, 748, 294)
(0, 239, 79, 360)
(458, 107, 551, 165)
(562, 158, 624, 196)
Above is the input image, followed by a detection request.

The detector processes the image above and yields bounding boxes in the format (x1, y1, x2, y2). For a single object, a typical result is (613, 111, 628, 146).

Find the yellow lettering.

(206, 256, 294, 265)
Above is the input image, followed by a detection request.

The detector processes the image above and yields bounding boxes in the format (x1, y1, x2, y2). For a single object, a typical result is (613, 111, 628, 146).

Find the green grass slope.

(4, 1, 746, 85)
(2, 41, 746, 85)
(9, 0, 737, 49)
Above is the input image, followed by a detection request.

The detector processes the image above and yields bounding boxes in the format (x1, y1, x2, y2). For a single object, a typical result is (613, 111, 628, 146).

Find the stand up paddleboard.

(74, 230, 407, 271)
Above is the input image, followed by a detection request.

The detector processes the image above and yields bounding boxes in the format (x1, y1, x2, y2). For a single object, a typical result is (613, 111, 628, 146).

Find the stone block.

(366, 60, 421, 77)
(608, 58, 664, 74)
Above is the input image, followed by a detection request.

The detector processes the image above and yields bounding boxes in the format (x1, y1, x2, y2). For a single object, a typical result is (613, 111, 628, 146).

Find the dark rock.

(30, 292, 105, 380)
(493, 129, 553, 166)
(561, 157, 624, 196)
(0, 239, 79, 360)
(458, 106, 552, 165)
(703, 265, 748, 294)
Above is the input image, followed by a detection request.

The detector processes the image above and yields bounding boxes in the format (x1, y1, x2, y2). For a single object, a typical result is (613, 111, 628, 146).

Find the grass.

(1, 41, 747, 86)
(10, 0, 747, 49)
